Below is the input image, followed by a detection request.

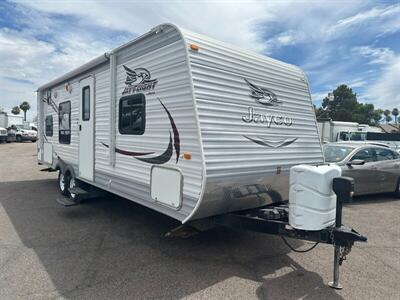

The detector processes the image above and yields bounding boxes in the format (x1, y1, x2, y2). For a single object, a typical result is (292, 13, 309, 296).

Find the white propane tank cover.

(289, 164, 342, 231)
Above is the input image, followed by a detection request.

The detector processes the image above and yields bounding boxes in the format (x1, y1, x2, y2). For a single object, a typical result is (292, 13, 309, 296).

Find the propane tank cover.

(289, 164, 342, 231)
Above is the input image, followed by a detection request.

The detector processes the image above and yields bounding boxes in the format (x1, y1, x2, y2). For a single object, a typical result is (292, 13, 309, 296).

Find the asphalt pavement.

(0, 142, 399, 299)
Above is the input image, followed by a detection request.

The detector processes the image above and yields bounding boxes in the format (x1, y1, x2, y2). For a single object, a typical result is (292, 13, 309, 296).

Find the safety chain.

(339, 244, 352, 266)
(329, 226, 335, 245)
(329, 226, 353, 266)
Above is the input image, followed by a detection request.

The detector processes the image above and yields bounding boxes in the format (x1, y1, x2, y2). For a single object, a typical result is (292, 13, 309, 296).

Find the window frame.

(45, 115, 53, 137)
(375, 147, 397, 161)
(350, 147, 376, 163)
(82, 85, 90, 121)
(118, 93, 146, 135)
(59, 101, 71, 144)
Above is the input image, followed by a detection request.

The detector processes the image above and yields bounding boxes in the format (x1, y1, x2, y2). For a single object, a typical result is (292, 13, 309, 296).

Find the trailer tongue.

(185, 176, 366, 289)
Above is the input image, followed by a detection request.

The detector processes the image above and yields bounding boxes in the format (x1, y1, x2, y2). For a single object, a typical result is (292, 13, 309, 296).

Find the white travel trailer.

(37, 24, 367, 288)
(37, 23, 324, 222)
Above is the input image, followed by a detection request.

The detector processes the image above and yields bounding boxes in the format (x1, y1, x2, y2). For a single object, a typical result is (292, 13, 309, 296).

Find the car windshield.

(15, 124, 30, 130)
(338, 131, 367, 141)
(323, 145, 355, 162)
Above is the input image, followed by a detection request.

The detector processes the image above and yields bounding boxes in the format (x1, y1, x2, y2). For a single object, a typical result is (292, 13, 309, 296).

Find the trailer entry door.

(79, 76, 94, 181)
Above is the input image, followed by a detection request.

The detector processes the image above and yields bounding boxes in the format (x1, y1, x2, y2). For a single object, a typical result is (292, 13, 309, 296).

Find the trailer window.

(119, 94, 145, 135)
(45, 115, 53, 137)
(82, 86, 90, 121)
(59, 101, 71, 144)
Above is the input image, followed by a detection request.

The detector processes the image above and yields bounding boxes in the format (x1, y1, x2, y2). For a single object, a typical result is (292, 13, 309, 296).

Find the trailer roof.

(37, 23, 300, 92)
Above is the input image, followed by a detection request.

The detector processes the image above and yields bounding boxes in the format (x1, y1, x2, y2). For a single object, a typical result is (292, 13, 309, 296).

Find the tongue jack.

(328, 176, 354, 290)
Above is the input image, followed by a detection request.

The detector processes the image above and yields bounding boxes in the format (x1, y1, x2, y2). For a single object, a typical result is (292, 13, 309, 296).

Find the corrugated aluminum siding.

(95, 26, 203, 221)
(41, 80, 81, 168)
(182, 29, 324, 180)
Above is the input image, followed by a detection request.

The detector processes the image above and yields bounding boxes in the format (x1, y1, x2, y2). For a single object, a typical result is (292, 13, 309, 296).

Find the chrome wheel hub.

(69, 177, 76, 199)
(59, 173, 65, 191)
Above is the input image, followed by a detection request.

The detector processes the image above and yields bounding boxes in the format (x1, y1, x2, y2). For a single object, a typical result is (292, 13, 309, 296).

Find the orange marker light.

(190, 44, 199, 51)
(183, 152, 192, 160)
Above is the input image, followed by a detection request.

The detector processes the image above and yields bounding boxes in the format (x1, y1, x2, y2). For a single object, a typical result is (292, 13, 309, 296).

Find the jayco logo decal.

(242, 78, 297, 148)
(244, 78, 281, 106)
(122, 65, 158, 95)
(241, 78, 293, 128)
(242, 107, 293, 127)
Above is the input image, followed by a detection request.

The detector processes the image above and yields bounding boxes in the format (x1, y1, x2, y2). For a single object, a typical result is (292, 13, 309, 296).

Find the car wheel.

(32, 140, 37, 143)
(16, 135, 22, 142)
(58, 171, 70, 196)
(395, 178, 400, 198)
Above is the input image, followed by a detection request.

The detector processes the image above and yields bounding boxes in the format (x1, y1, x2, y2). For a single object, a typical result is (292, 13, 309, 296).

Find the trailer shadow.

(0, 179, 344, 299)
(345, 193, 399, 206)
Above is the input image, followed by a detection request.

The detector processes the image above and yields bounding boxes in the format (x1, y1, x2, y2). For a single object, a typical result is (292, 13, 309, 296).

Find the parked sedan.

(323, 142, 400, 197)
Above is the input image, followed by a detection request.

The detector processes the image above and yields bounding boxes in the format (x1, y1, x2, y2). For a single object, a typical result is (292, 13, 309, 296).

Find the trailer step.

(69, 185, 107, 201)
(56, 197, 80, 206)
(69, 187, 89, 195)
(40, 167, 56, 172)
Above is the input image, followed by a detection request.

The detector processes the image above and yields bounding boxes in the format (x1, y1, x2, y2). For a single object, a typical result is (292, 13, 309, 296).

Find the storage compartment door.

(151, 167, 182, 209)
(43, 142, 53, 164)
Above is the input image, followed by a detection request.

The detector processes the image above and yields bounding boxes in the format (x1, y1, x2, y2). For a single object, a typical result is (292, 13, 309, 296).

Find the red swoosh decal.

(100, 142, 154, 156)
(158, 98, 180, 163)
(100, 98, 180, 165)
(135, 132, 173, 165)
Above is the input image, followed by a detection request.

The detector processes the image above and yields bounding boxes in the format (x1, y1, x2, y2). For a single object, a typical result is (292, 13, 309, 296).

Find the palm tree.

(19, 101, 31, 121)
(392, 108, 399, 124)
(11, 106, 21, 115)
(383, 109, 392, 124)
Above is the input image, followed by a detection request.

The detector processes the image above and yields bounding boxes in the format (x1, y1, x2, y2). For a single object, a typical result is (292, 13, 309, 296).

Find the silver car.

(323, 143, 400, 197)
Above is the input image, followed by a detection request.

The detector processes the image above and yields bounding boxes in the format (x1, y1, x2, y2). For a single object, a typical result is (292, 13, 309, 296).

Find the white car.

(14, 125, 37, 142)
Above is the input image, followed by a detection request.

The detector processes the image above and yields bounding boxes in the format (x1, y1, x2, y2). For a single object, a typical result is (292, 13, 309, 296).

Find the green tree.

(317, 84, 382, 125)
(321, 85, 358, 122)
(19, 101, 31, 121)
(11, 106, 20, 115)
(383, 109, 392, 124)
(392, 108, 399, 124)
(370, 109, 383, 125)
(315, 106, 329, 119)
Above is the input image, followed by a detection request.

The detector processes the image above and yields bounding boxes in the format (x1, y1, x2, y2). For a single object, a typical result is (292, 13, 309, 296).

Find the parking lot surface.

(0, 142, 399, 299)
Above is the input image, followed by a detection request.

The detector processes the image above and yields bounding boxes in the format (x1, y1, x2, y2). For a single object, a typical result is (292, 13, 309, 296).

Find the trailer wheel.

(58, 171, 70, 196)
(395, 178, 400, 198)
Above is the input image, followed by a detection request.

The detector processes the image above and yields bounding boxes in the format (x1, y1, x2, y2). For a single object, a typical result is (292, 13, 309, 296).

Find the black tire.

(58, 171, 70, 196)
(395, 178, 400, 198)
(16, 135, 22, 142)
(32, 140, 37, 143)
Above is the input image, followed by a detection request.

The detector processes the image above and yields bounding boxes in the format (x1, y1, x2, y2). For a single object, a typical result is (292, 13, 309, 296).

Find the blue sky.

(0, 0, 399, 121)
